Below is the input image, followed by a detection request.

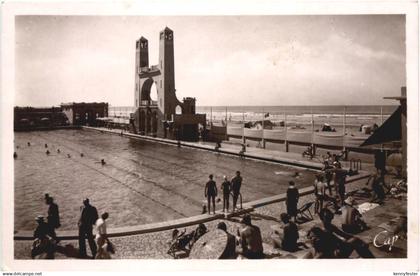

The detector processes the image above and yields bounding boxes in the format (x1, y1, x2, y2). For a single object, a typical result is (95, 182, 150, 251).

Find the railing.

(197, 105, 398, 151)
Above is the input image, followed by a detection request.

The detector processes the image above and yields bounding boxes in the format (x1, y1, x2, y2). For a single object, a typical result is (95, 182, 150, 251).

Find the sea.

(109, 105, 398, 129)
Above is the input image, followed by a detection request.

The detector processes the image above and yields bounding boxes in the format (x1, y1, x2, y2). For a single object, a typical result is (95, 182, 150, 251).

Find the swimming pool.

(14, 129, 317, 230)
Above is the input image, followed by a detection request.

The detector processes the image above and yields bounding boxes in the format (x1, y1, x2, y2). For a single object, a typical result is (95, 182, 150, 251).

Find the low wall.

(227, 127, 373, 151)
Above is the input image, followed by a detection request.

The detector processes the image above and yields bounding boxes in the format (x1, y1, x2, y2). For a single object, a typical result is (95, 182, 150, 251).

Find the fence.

(200, 105, 398, 152)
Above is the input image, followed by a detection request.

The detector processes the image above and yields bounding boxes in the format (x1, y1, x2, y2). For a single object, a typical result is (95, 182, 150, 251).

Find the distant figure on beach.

(57, 149, 61, 153)
(31, 216, 55, 259)
(95, 212, 111, 259)
(78, 198, 99, 258)
(204, 174, 217, 214)
(45, 143, 48, 148)
(101, 159, 106, 165)
(80, 153, 84, 157)
(221, 176, 231, 213)
(46, 150, 50, 155)
(231, 171, 243, 212)
(45, 195, 61, 243)
(273, 213, 299, 252)
(13, 152, 17, 159)
(340, 197, 367, 234)
(237, 214, 264, 259)
(286, 181, 299, 222)
(67, 154, 71, 158)
(217, 222, 237, 259)
(27, 142, 31, 147)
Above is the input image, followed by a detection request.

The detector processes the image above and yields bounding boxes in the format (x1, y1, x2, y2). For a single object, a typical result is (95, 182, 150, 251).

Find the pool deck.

(14, 126, 371, 241)
(84, 126, 365, 171)
(14, 174, 407, 259)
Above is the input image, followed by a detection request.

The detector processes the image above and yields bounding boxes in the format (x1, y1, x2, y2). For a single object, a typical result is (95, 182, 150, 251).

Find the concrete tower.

(159, 27, 176, 120)
(131, 27, 206, 141)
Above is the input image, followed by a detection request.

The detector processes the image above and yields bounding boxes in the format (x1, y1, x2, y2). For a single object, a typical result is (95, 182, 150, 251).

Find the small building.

(61, 102, 108, 126)
(14, 106, 69, 130)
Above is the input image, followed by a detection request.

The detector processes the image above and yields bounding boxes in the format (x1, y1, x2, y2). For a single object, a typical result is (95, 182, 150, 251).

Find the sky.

(15, 15, 406, 107)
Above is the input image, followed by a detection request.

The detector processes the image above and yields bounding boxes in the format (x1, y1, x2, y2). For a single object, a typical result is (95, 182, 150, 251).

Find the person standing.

(333, 162, 348, 206)
(45, 195, 61, 243)
(204, 175, 217, 215)
(221, 176, 231, 213)
(78, 198, 99, 258)
(286, 181, 299, 222)
(314, 174, 326, 214)
(322, 160, 334, 195)
(231, 171, 243, 212)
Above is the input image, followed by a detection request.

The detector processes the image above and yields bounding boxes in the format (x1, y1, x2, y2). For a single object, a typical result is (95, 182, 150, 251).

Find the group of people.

(15, 141, 108, 166)
(204, 171, 243, 214)
(31, 196, 113, 259)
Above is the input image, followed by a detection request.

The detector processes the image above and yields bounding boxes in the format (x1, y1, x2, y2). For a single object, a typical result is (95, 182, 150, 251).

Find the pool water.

(14, 129, 317, 230)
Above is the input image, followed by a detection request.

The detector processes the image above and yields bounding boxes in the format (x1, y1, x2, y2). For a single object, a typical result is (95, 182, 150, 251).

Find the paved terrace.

(14, 174, 406, 259)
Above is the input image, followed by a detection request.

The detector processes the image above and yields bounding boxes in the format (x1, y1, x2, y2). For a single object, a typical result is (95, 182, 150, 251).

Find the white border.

(1, 0, 419, 273)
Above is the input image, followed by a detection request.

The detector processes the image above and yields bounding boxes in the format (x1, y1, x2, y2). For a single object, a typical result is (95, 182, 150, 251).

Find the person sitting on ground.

(95, 212, 111, 259)
(286, 181, 299, 222)
(169, 223, 208, 253)
(273, 213, 299, 252)
(101, 159, 106, 165)
(192, 223, 208, 244)
(237, 214, 264, 259)
(57, 149, 61, 153)
(366, 170, 386, 204)
(31, 216, 56, 259)
(45, 143, 48, 148)
(340, 197, 368, 234)
(46, 150, 50, 155)
(67, 154, 71, 158)
(217, 222, 237, 259)
(319, 208, 374, 258)
(27, 142, 31, 146)
(13, 152, 17, 159)
(80, 153, 84, 157)
(303, 226, 335, 259)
